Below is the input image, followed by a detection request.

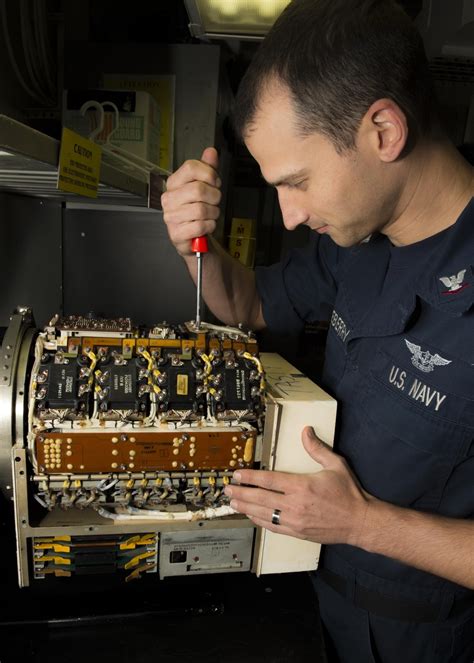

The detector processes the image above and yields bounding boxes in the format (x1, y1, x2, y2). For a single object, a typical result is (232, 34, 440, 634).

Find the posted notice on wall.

(57, 127, 102, 198)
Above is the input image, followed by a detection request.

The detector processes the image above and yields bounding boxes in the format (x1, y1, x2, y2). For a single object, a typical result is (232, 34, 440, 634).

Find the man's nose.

(278, 191, 309, 230)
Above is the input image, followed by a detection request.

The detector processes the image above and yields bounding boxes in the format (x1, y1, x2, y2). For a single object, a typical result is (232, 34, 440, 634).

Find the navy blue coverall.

(256, 199, 474, 662)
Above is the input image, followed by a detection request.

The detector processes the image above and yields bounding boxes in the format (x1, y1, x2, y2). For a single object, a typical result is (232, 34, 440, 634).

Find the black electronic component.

(210, 355, 263, 416)
(96, 360, 148, 414)
(46, 363, 78, 408)
(167, 364, 205, 413)
(36, 354, 90, 414)
(155, 353, 206, 415)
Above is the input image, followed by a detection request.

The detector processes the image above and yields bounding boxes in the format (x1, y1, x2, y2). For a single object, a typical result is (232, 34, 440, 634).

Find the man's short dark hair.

(233, 0, 437, 152)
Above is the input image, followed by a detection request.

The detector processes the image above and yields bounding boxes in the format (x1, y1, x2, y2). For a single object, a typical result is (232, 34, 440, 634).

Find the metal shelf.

(0, 114, 154, 206)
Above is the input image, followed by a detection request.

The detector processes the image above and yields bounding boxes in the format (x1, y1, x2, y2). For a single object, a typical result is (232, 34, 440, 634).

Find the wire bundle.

(1, 0, 57, 107)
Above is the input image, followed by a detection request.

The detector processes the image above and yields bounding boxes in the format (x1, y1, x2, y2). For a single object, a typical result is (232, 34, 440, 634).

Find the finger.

(225, 484, 287, 509)
(163, 201, 221, 225)
(161, 181, 221, 210)
(229, 498, 286, 525)
(200, 146, 219, 171)
(166, 157, 221, 192)
(301, 426, 338, 470)
(231, 468, 298, 493)
(165, 219, 217, 246)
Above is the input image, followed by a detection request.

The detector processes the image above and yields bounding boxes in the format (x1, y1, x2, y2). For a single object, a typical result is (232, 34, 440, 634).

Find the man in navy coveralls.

(161, 0, 474, 660)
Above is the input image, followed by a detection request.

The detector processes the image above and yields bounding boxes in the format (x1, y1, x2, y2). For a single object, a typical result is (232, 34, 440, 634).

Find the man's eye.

(287, 180, 306, 190)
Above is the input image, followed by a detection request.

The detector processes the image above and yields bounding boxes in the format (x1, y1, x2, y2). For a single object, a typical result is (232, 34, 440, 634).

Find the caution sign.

(57, 127, 102, 198)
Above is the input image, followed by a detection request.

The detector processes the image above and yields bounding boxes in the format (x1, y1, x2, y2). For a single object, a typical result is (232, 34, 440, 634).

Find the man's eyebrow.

(261, 169, 309, 187)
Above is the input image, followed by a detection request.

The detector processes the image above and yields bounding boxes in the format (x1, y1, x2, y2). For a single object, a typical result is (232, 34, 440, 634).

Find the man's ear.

(360, 99, 409, 162)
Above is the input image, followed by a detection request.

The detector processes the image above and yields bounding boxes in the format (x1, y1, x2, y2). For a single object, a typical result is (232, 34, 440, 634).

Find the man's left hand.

(224, 426, 376, 547)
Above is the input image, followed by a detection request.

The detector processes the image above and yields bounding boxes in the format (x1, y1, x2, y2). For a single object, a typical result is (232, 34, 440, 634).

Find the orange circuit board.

(35, 429, 256, 474)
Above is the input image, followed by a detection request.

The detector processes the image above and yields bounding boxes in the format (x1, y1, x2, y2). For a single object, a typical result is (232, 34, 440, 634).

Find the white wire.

(19, 0, 52, 105)
(31, 0, 56, 104)
(29, 0, 55, 101)
(95, 504, 237, 521)
(0, 0, 50, 106)
(34, 0, 56, 97)
(24, 0, 56, 104)
(22, 0, 46, 95)
(32, 1, 51, 95)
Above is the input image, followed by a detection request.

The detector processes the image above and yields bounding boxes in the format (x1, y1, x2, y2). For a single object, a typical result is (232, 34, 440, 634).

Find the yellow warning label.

(176, 374, 188, 396)
(57, 127, 102, 198)
(228, 217, 257, 268)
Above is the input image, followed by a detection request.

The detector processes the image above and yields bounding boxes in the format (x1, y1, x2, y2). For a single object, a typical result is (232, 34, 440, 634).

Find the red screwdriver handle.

(191, 236, 209, 253)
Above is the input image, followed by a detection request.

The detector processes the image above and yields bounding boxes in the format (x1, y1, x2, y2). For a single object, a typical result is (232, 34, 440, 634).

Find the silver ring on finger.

(271, 508, 281, 526)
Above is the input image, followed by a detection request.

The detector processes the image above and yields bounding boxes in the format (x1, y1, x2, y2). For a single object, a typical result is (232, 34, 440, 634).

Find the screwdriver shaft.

(195, 251, 202, 329)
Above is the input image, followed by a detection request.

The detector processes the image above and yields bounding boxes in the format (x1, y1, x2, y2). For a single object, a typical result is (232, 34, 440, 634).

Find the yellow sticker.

(176, 374, 188, 396)
(57, 127, 102, 198)
(230, 217, 256, 239)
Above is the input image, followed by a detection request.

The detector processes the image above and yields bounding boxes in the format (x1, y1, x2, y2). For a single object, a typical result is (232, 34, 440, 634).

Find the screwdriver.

(191, 235, 208, 329)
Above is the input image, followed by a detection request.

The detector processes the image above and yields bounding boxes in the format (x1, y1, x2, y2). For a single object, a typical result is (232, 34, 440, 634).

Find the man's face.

(244, 84, 400, 248)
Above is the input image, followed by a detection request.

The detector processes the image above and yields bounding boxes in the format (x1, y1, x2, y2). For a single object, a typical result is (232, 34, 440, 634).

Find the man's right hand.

(161, 147, 222, 257)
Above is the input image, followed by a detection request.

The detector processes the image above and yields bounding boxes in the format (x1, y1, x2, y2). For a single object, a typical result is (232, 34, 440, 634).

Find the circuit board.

(28, 317, 264, 512)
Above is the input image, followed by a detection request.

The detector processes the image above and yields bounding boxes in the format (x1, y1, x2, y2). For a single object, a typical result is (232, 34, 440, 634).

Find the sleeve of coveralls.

(255, 233, 341, 335)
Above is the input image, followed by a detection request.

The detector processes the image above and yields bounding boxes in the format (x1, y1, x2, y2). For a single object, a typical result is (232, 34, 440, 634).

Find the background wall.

(62, 204, 196, 325)
(0, 193, 62, 327)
